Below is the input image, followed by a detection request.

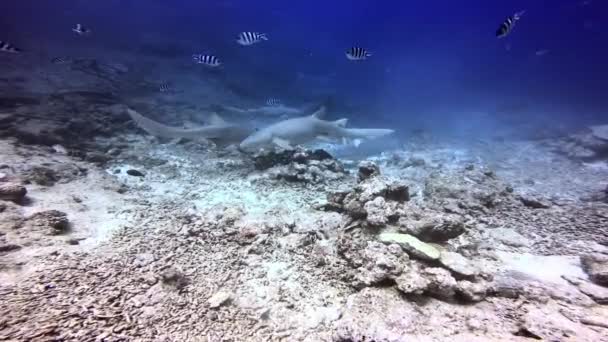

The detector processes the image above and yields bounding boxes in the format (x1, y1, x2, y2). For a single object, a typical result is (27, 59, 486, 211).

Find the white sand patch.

(496, 251, 587, 286)
(22, 172, 134, 246)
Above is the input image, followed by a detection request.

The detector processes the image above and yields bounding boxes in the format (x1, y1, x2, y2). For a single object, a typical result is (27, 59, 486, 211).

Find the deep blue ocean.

(2, 0, 607, 140)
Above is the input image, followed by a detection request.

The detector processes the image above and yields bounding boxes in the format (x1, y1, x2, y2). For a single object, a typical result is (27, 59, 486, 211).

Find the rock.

(378, 233, 440, 261)
(519, 195, 551, 209)
(423, 267, 458, 299)
(160, 267, 188, 289)
(0, 243, 22, 253)
(27, 210, 69, 234)
(134, 253, 155, 267)
(576, 281, 608, 304)
(385, 183, 409, 202)
(363, 197, 388, 227)
(357, 161, 380, 182)
(25, 166, 58, 186)
(51, 144, 68, 155)
(489, 228, 531, 247)
(354, 241, 408, 288)
(456, 280, 488, 302)
(394, 264, 430, 295)
(580, 316, 608, 329)
(402, 215, 465, 242)
(126, 169, 145, 177)
(85, 151, 112, 164)
(581, 254, 608, 286)
(356, 176, 390, 203)
(208, 291, 233, 309)
(342, 193, 366, 219)
(219, 207, 244, 226)
(0, 183, 27, 202)
(257, 148, 344, 184)
(253, 148, 334, 170)
(439, 251, 480, 278)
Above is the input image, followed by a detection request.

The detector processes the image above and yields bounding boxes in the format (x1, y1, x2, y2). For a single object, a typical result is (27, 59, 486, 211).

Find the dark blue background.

(1, 0, 606, 135)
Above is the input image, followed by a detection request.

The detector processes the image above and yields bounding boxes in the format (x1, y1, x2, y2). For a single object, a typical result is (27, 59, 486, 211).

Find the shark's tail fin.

(126, 108, 220, 139)
(343, 128, 395, 140)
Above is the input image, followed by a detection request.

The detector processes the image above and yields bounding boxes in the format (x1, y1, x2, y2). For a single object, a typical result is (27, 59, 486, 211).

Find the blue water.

(2, 0, 606, 140)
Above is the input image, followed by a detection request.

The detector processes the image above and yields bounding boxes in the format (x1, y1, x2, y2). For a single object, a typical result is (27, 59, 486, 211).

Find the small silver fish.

(265, 98, 281, 106)
(0, 41, 21, 53)
(236, 32, 268, 46)
(346, 47, 372, 61)
(535, 49, 549, 56)
(192, 54, 222, 67)
(496, 10, 526, 38)
(73, 24, 91, 35)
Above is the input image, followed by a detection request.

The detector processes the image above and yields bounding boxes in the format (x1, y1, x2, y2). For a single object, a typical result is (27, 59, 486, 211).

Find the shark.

(222, 104, 305, 117)
(239, 107, 395, 151)
(125, 108, 254, 146)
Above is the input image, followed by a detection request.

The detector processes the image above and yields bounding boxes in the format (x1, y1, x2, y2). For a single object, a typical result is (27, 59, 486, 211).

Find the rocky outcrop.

(547, 126, 608, 160)
(27, 210, 70, 235)
(581, 254, 608, 286)
(252, 148, 345, 184)
(398, 214, 466, 242)
(322, 161, 409, 226)
(378, 233, 440, 261)
(0, 183, 27, 202)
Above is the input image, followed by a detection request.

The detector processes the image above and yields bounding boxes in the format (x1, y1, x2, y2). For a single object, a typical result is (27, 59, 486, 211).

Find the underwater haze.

(2, 0, 607, 139)
(2, 1, 608, 341)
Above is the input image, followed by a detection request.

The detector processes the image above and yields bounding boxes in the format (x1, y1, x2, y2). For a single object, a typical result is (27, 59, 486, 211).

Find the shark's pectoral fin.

(272, 137, 294, 150)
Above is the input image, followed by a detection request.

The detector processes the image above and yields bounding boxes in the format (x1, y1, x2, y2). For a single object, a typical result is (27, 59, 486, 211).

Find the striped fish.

(265, 98, 281, 106)
(72, 23, 91, 35)
(496, 10, 525, 38)
(346, 47, 372, 61)
(159, 83, 173, 93)
(236, 32, 268, 46)
(0, 41, 21, 53)
(192, 54, 222, 67)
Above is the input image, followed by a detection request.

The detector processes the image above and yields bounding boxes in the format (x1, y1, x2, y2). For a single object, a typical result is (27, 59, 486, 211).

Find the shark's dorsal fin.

(311, 106, 326, 119)
(333, 118, 348, 127)
(207, 112, 227, 125)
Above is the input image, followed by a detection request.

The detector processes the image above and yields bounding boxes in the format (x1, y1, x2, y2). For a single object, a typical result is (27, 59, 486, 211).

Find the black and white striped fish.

(265, 98, 281, 106)
(192, 54, 222, 67)
(236, 32, 268, 46)
(159, 82, 173, 93)
(51, 57, 72, 64)
(496, 11, 526, 38)
(346, 47, 372, 61)
(0, 41, 21, 53)
(72, 24, 91, 35)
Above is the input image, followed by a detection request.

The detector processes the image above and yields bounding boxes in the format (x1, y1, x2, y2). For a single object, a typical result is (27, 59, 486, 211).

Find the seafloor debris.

(252, 147, 346, 184)
(581, 254, 608, 286)
(0, 183, 26, 202)
(27, 210, 70, 235)
(321, 161, 409, 225)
